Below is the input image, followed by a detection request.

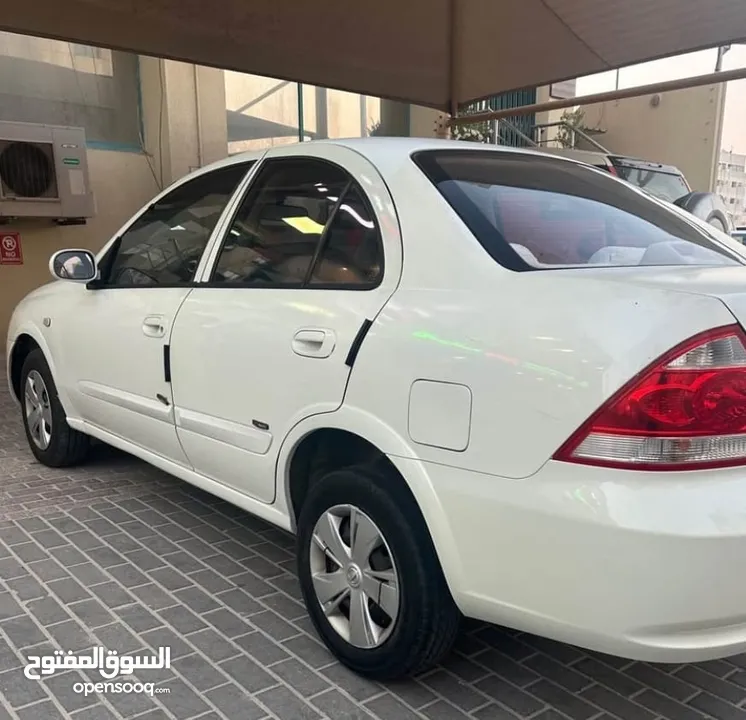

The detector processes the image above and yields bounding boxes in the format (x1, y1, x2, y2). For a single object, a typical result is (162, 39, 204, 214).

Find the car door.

(169, 145, 402, 503)
(53, 161, 253, 465)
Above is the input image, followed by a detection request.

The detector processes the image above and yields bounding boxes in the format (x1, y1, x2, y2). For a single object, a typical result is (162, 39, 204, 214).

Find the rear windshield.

(414, 150, 742, 271)
(610, 159, 690, 203)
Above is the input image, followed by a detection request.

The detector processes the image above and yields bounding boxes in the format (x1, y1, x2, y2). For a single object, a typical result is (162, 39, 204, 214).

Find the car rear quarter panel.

(342, 159, 738, 479)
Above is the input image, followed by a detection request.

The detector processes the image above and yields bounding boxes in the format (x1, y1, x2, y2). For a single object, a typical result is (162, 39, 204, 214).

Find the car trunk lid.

(563, 264, 746, 327)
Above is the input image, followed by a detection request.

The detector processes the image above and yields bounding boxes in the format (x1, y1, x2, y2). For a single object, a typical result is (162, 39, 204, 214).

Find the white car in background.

(8, 138, 746, 680)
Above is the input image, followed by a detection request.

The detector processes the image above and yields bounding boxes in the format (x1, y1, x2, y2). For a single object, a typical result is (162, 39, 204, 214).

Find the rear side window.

(414, 150, 741, 271)
(211, 158, 383, 288)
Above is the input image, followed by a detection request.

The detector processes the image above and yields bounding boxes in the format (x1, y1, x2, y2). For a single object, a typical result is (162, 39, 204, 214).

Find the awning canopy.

(3, 0, 745, 111)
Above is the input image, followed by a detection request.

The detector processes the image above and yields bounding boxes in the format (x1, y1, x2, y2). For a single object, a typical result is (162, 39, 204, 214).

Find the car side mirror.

(49, 249, 98, 283)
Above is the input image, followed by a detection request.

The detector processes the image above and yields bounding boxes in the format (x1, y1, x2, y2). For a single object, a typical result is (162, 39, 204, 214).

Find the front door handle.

(292, 328, 336, 358)
(142, 315, 166, 338)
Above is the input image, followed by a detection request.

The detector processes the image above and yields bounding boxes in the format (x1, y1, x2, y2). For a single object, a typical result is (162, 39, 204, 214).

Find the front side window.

(212, 158, 383, 287)
(102, 163, 251, 287)
(414, 150, 743, 271)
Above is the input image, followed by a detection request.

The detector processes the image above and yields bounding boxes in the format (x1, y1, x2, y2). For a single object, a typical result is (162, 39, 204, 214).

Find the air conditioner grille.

(0, 140, 58, 200)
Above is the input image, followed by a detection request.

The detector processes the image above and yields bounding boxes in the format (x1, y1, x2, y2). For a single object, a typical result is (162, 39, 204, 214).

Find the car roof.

(196, 137, 585, 176)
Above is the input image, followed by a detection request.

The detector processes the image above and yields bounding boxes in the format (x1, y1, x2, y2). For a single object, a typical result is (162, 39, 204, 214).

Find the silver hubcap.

(24, 371, 53, 450)
(309, 504, 400, 649)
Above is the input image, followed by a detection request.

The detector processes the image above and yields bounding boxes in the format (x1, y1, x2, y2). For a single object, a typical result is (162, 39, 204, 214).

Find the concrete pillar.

(410, 105, 449, 138)
(534, 86, 565, 147)
(379, 100, 446, 138)
(379, 100, 410, 137)
(196, 65, 230, 167)
(139, 57, 228, 186)
(315, 86, 329, 139)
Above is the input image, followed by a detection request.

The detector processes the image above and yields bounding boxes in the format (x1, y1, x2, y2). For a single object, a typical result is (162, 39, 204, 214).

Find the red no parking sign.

(0, 232, 22, 265)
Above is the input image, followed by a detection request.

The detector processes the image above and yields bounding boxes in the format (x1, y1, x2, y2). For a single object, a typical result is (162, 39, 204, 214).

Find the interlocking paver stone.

(3, 357, 746, 720)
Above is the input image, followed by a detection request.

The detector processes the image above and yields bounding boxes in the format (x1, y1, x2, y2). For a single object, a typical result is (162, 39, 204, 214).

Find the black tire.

(20, 349, 90, 467)
(296, 462, 461, 680)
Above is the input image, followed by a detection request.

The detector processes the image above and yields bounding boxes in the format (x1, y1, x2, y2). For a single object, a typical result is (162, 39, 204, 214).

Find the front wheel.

(20, 349, 90, 467)
(296, 464, 460, 680)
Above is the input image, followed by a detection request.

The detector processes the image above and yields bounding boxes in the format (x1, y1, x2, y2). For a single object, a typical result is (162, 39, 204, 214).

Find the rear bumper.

(422, 457, 746, 662)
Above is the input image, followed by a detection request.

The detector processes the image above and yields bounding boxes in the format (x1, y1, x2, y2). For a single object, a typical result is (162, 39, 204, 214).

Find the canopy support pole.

(448, 0, 459, 119)
(450, 66, 746, 126)
(297, 83, 305, 141)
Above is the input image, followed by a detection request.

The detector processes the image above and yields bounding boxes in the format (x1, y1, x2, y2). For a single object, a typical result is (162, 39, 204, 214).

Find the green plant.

(367, 121, 383, 137)
(451, 105, 492, 143)
(556, 107, 586, 148)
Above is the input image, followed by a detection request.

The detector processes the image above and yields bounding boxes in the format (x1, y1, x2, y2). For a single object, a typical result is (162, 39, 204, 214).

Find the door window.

(308, 185, 382, 286)
(211, 158, 383, 288)
(101, 163, 252, 287)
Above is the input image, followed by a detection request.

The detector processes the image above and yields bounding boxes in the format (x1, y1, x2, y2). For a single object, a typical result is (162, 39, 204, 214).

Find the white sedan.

(8, 138, 746, 680)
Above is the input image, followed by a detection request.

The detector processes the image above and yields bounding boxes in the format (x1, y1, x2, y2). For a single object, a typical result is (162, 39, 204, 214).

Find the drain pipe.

(193, 64, 204, 167)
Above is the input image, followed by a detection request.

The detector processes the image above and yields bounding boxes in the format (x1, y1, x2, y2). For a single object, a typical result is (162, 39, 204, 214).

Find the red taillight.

(606, 162, 619, 177)
(554, 325, 746, 470)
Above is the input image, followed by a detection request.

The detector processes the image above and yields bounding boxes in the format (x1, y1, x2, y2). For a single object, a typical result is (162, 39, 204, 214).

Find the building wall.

(722, 77, 746, 155)
(224, 72, 382, 152)
(580, 84, 726, 192)
(533, 86, 567, 146)
(0, 150, 159, 337)
(718, 150, 746, 226)
(0, 38, 229, 341)
(0, 33, 434, 341)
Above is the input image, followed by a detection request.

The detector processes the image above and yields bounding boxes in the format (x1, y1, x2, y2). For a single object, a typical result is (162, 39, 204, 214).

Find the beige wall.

(140, 57, 228, 186)
(722, 78, 746, 155)
(580, 84, 726, 192)
(0, 54, 228, 340)
(534, 86, 567, 146)
(0, 149, 159, 337)
(1, 50, 431, 341)
(409, 105, 447, 138)
(225, 72, 381, 152)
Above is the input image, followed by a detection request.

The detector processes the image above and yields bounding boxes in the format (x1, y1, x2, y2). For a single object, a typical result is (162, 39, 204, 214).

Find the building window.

(0, 31, 140, 149)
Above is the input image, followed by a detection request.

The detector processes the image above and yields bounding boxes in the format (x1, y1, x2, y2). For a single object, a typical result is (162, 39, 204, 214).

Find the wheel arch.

(7, 325, 71, 412)
(8, 332, 41, 402)
(276, 408, 464, 595)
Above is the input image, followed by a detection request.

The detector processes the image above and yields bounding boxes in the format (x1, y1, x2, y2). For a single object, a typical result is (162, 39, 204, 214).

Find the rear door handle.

(142, 315, 167, 338)
(292, 328, 336, 358)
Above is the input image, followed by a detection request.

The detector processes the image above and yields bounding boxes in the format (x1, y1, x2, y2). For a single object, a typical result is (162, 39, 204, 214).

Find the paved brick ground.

(4, 364, 746, 719)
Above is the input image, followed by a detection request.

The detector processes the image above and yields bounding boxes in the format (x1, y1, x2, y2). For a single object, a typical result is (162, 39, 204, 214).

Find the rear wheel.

(296, 463, 460, 680)
(20, 349, 90, 467)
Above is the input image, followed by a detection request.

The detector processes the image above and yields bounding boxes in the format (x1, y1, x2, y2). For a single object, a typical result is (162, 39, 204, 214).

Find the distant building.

(717, 150, 746, 227)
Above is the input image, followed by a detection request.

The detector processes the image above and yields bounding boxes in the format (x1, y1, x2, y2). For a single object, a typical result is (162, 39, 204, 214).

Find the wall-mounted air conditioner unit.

(0, 121, 95, 225)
